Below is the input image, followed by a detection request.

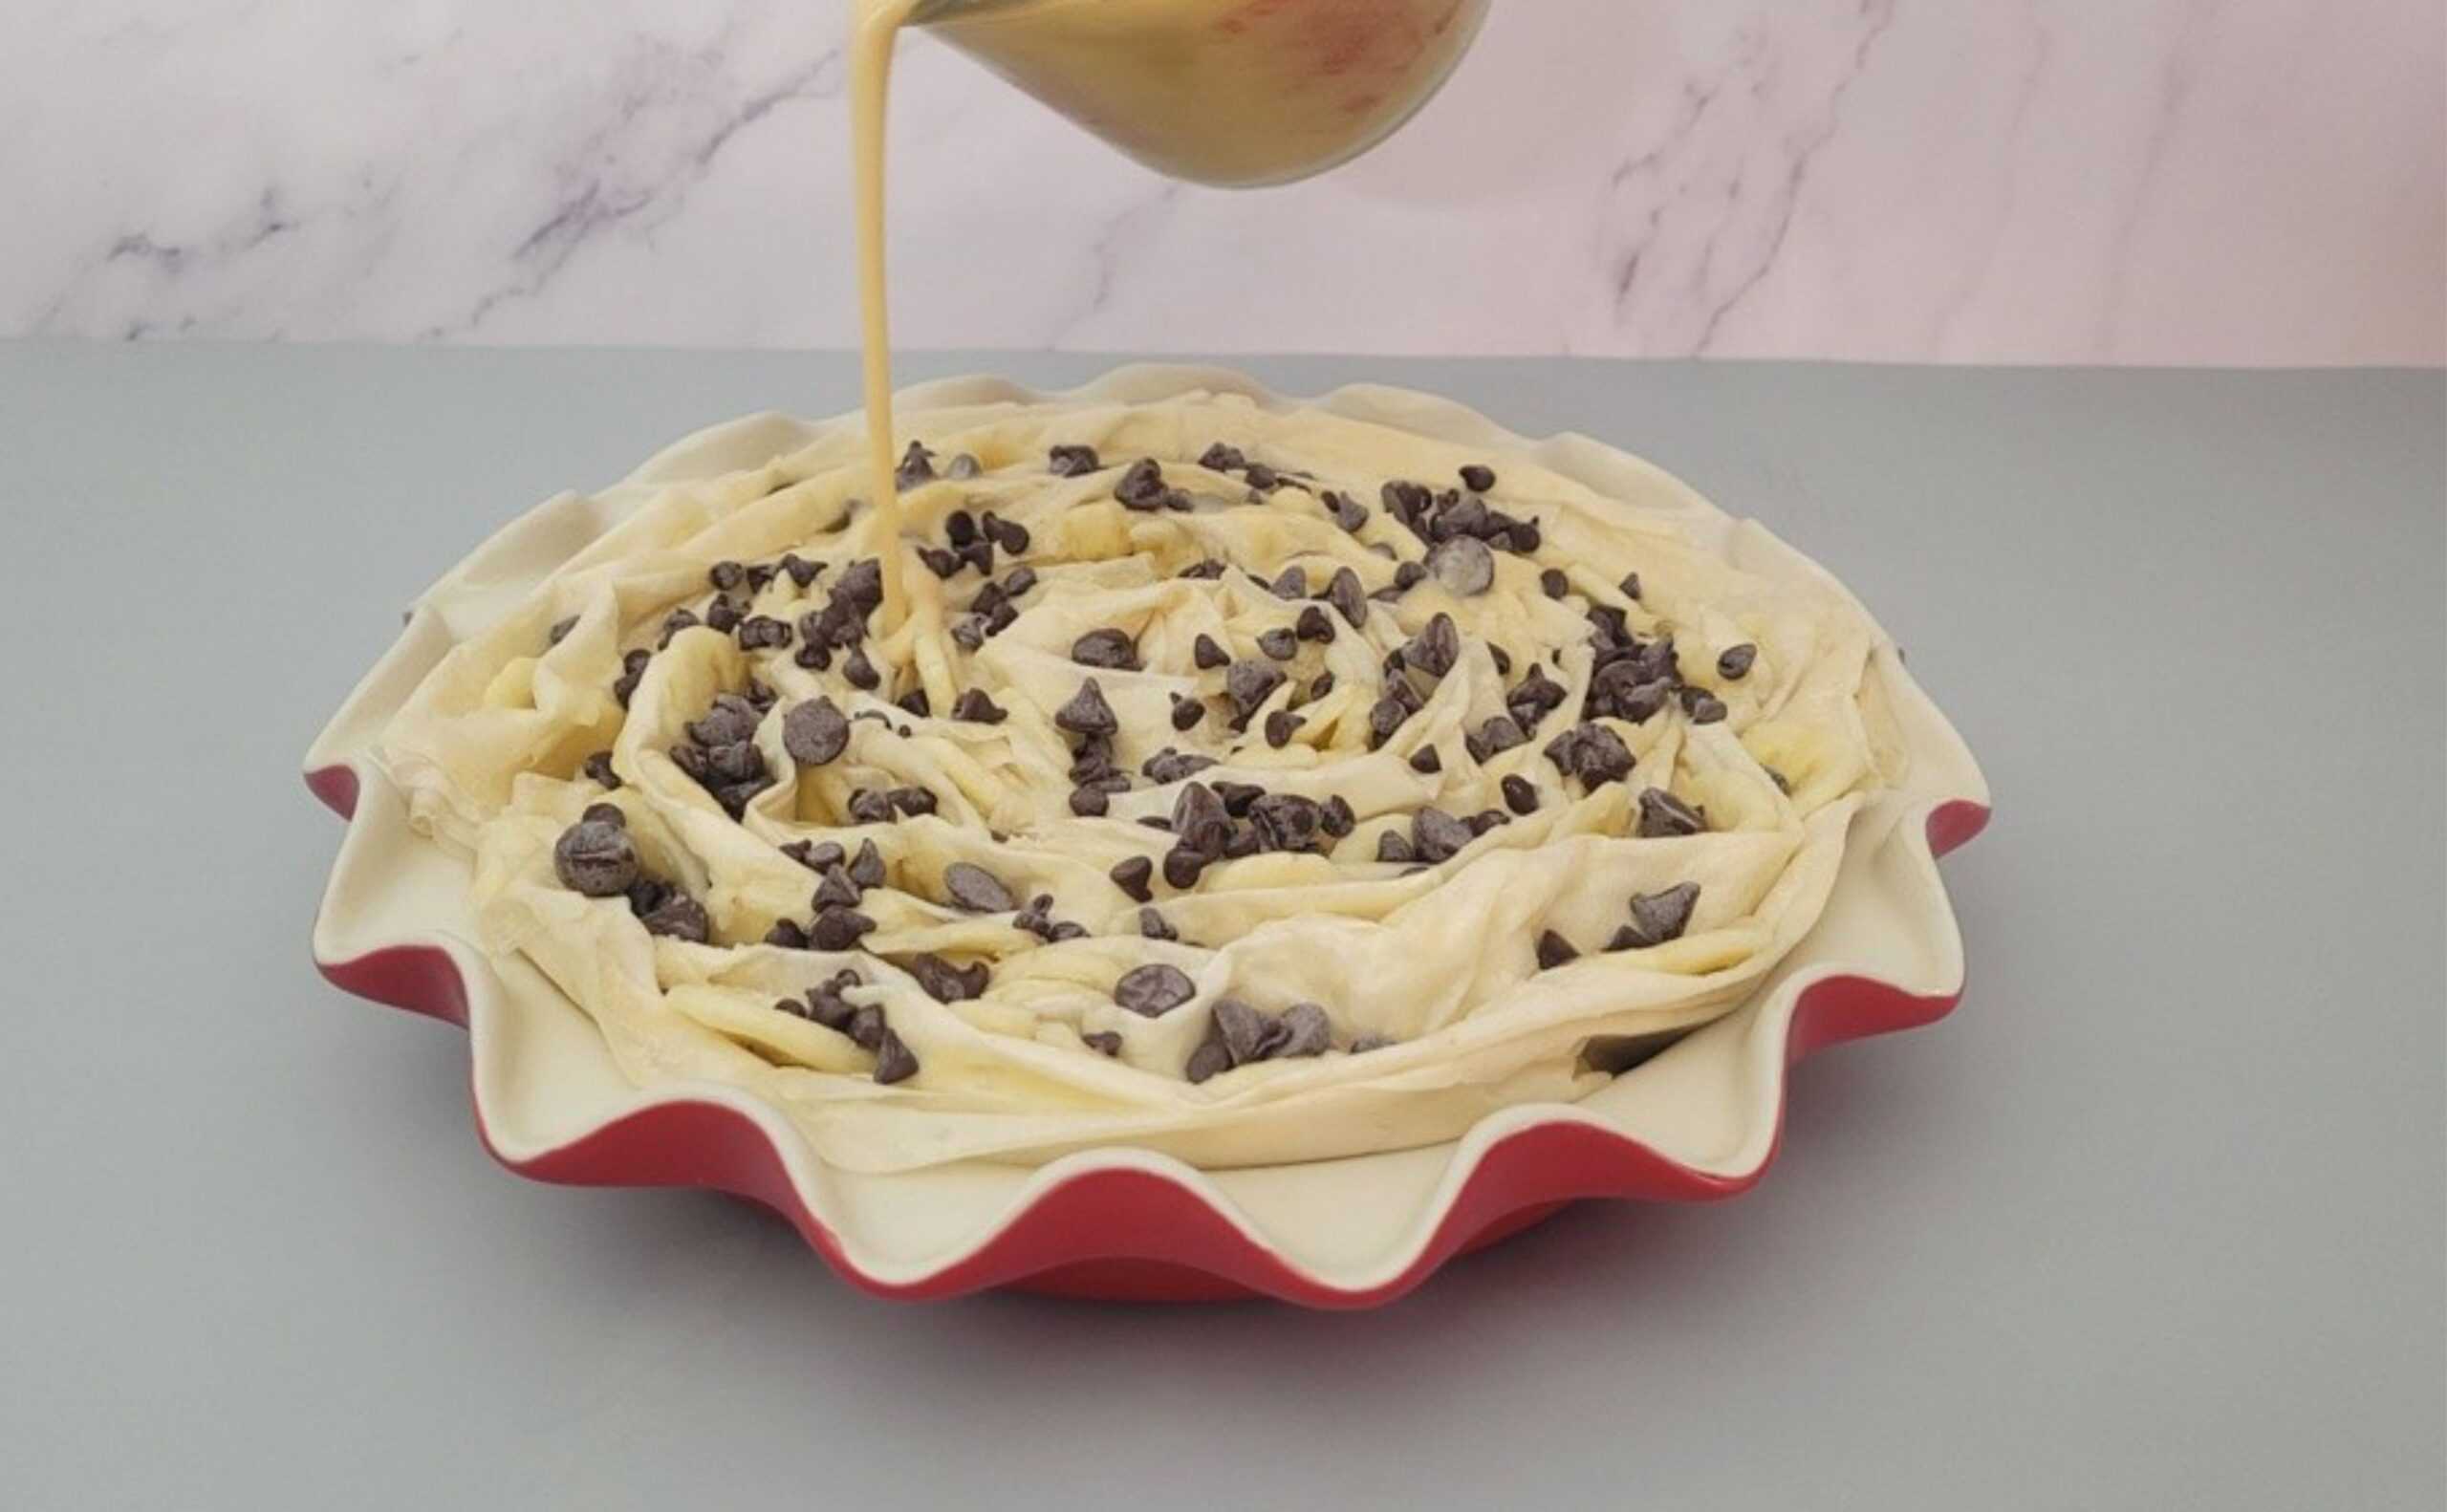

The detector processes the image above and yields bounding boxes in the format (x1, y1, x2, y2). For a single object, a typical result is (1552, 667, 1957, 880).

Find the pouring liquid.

(849, 0, 1486, 624)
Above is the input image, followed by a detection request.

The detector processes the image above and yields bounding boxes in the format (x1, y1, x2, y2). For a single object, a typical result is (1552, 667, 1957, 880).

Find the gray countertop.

(2, 345, 2439, 1510)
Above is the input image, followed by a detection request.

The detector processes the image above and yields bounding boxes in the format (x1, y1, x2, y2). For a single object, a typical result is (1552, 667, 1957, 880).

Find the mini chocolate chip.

(1069, 786, 1110, 817)
(1468, 715, 1527, 763)
(1682, 688, 1729, 724)
(1193, 634, 1230, 671)
(765, 920, 810, 950)
(612, 671, 642, 705)
(1049, 443, 1101, 477)
(896, 688, 931, 719)
(1264, 710, 1305, 748)
(737, 615, 792, 650)
(917, 546, 962, 580)
(1308, 673, 1336, 700)
(1185, 1037, 1233, 1084)
(1490, 645, 1513, 677)
(846, 1005, 886, 1050)
(1392, 561, 1427, 593)
(553, 820, 638, 897)
(1425, 537, 1496, 596)
(1244, 463, 1280, 492)
(547, 615, 578, 647)
(703, 741, 766, 786)
(1468, 809, 1509, 835)
(872, 1026, 920, 1084)
(1277, 1003, 1332, 1058)
(1172, 783, 1233, 856)
(1143, 748, 1218, 785)
(690, 695, 761, 748)
(639, 893, 710, 943)
(1170, 693, 1206, 732)
(950, 688, 1007, 724)
(985, 601, 1019, 637)
(991, 518, 1031, 557)
(1214, 782, 1263, 817)
(1367, 697, 1411, 750)
(1115, 457, 1168, 509)
(783, 698, 851, 767)
(1548, 724, 1635, 787)
(1082, 1031, 1124, 1057)
(1247, 792, 1322, 852)
(1225, 660, 1287, 716)
(813, 865, 863, 913)
(1535, 930, 1581, 969)
(1411, 808, 1473, 862)
(1322, 568, 1369, 630)
(1161, 846, 1207, 890)
(846, 788, 894, 825)
(888, 787, 938, 817)
(1222, 826, 1261, 859)
(1115, 963, 1196, 1018)
(895, 440, 938, 488)
(1539, 569, 1570, 600)
(1619, 881, 1701, 949)
(907, 953, 988, 1003)
(1138, 907, 1178, 941)
(1320, 795, 1356, 837)
(1375, 831, 1415, 863)
(842, 647, 881, 691)
(1110, 855, 1156, 902)
(1257, 627, 1298, 660)
(1503, 775, 1540, 815)
(781, 554, 821, 589)
(1180, 558, 1227, 580)
(845, 840, 886, 890)
(1295, 606, 1335, 643)
(708, 561, 746, 592)
(1199, 443, 1247, 472)
(1055, 679, 1119, 738)
(704, 599, 742, 635)
(1326, 491, 1369, 531)
(943, 509, 978, 549)
(1003, 565, 1038, 598)
(582, 751, 621, 788)
(1637, 788, 1707, 837)
(1072, 628, 1141, 670)
(1211, 998, 1269, 1065)
(1408, 745, 1442, 775)
(1269, 566, 1308, 600)
(715, 776, 774, 818)
(1767, 767, 1793, 795)
(1410, 613, 1462, 679)
(943, 862, 1017, 914)
(1618, 572, 1643, 601)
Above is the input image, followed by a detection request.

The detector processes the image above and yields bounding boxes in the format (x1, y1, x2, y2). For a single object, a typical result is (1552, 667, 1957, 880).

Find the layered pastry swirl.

(379, 392, 1908, 1172)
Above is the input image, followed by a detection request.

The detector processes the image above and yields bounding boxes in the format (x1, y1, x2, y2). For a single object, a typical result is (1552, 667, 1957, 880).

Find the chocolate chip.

(1407, 745, 1442, 775)
(1110, 855, 1156, 902)
(888, 787, 938, 817)
(1257, 627, 1298, 661)
(1049, 444, 1101, 477)
(1069, 786, 1110, 817)
(1548, 724, 1635, 787)
(1307, 673, 1336, 701)
(704, 599, 743, 635)
(1213, 782, 1263, 817)
(834, 558, 885, 616)
(1268, 566, 1309, 600)
(1247, 793, 1322, 852)
(1115, 963, 1196, 1018)
(1618, 572, 1642, 601)
(1166, 693, 1205, 732)
(1264, 710, 1305, 748)
(552, 819, 638, 897)
(950, 688, 1007, 724)
(1143, 748, 1217, 785)
(1276, 1003, 1332, 1058)
(845, 788, 894, 825)
(639, 893, 710, 943)
(1161, 846, 1207, 890)
(943, 862, 1017, 914)
(1682, 688, 1729, 724)
(1295, 606, 1335, 644)
(1172, 783, 1233, 857)
(1537, 569, 1570, 601)
(1618, 882, 1700, 949)
(1325, 491, 1369, 531)
(896, 687, 932, 719)
(1320, 795, 1356, 837)
(1718, 643, 1757, 680)
(775, 554, 817, 590)
(1425, 537, 1496, 597)
(782, 840, 842, 873)
(848, 840, 886, 889)
(1114, 458, 1168, 510)
(547, 615, 578, 647)
(1392, 561, 1427, 593)
(989, 516, 1031, 556)
(1225, 660, 1286, 717)
(1411, 808, 1473, 863)
(765, 920, 810, 950)
(807, 864, 861, 916)
(783, 698, 850, 767)
(1199, 443, 1247, 472)
(917, 546, 962, 580)
(737, 615, 792, 650)
(1636, 788, 1706, 837)
(704, 741, 766, 786)
(846, 1005, 886, 1050)
(582, 751, 620, 788)
(1410, 613, 1462, 679)
(801, 907, 870, 951)
(1003, 564, 1038, 597)
(895, 441, 937, 488)
(1082, 1030, 1123, 1058)
(1192, 634, 1230, 671)
(1209, 998, 1267, 1065)
(1185, 1037, 1233, 1085)
(1533, 929, 1582, 970)
(715, 777, 774, 818)
(1767, 767, 1793, 795)
(907, 953, 989, 1003)
(1180, 558, 1227, 580)
(1375, 831, 1415, 863)
(708, 561, 746, 593)
(841, 647, 880, 692)
(1503, 775, 1540, 815)
(1349, 1033, 1396, 1054)
(1466, 715, 1527, 763)
(873, 1026, 920, 1084)
(1072, 628, 1141, 670)
(1055, 678, 1119, 738)
(689, 694, 760, 748)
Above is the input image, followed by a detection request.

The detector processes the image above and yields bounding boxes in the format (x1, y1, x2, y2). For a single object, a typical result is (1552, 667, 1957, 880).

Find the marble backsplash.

(6, 0, 2439, 364)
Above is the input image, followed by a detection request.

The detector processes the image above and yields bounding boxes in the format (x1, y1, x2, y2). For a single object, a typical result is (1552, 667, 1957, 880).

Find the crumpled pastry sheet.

(377, 391, 1907, 1173)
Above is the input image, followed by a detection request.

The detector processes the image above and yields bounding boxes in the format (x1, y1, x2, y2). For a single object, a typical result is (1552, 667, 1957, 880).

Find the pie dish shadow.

(304, 365, 1989, 1307)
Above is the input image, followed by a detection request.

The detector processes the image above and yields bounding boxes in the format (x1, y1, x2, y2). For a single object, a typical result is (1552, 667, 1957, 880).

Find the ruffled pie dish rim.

(303, 364, 1990, 1307)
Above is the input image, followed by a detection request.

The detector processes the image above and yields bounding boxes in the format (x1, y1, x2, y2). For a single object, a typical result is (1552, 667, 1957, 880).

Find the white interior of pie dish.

(306, 365, 1987, 1292)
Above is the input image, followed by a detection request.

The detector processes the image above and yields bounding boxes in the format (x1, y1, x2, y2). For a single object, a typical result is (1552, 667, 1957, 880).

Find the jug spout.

(911, 0, 1489, 187)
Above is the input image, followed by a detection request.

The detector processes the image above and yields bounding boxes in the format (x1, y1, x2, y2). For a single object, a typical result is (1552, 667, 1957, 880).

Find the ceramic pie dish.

(304, 365, 1989, 1307)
